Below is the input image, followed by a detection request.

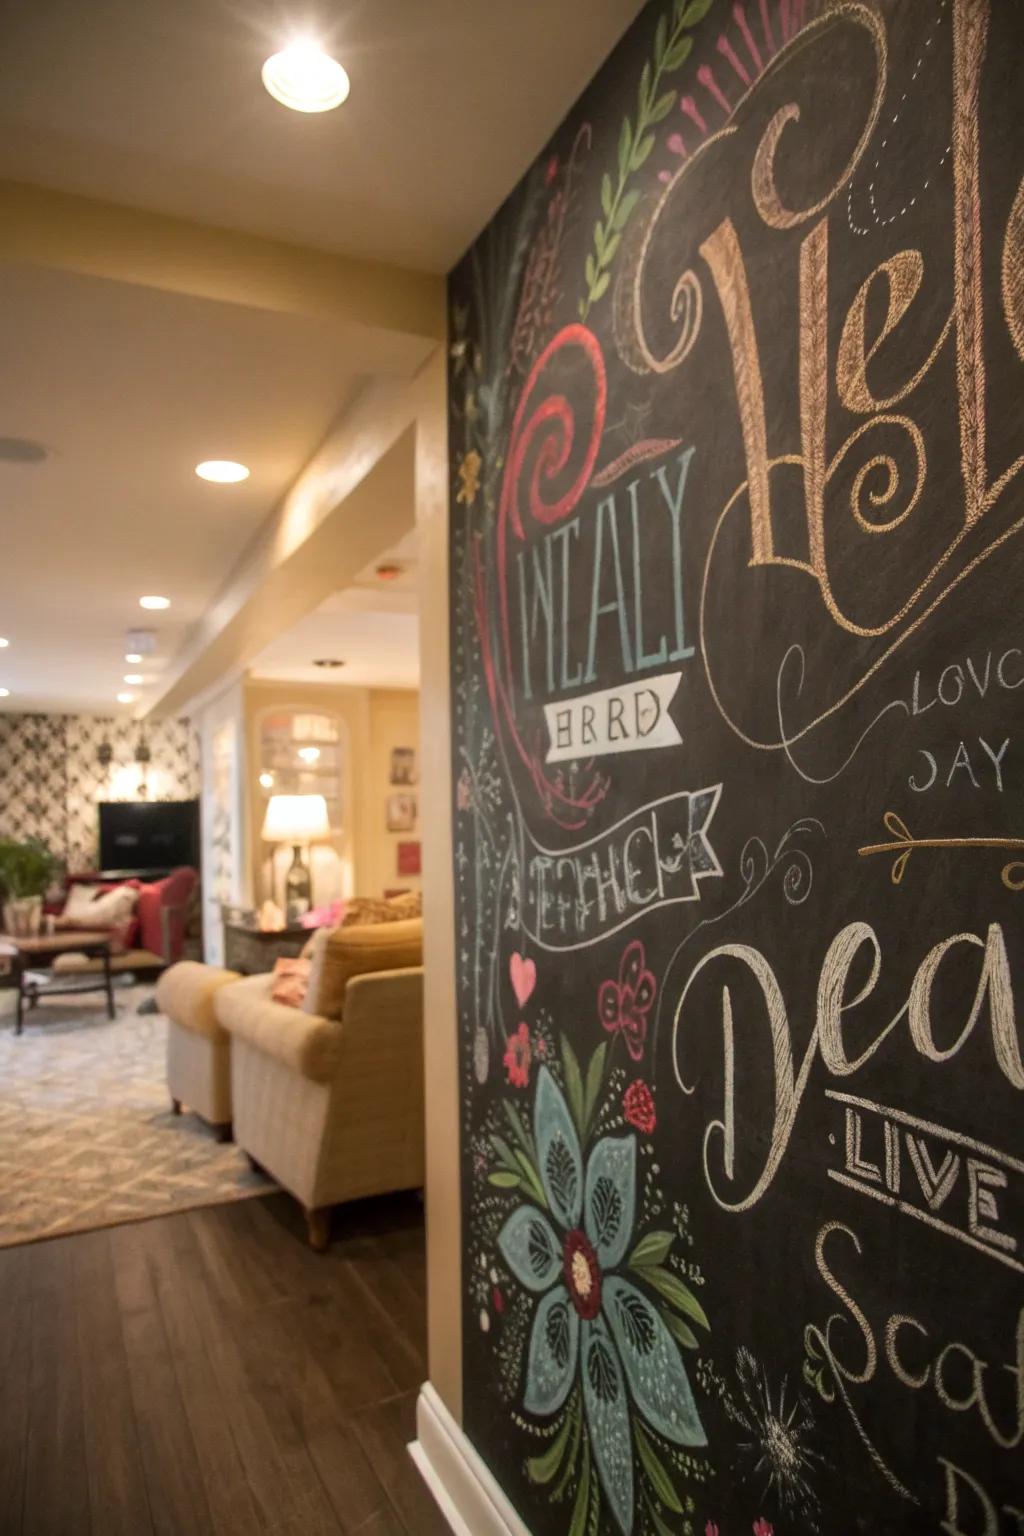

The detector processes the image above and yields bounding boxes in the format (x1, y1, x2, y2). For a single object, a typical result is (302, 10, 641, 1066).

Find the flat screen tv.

(98, 800, 199, 877)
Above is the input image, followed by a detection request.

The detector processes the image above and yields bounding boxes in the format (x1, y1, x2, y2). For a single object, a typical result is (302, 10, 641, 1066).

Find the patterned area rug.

(0, 984, 273, 1247)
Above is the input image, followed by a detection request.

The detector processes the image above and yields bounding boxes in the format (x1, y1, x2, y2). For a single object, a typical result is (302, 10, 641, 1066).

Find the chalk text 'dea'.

(672, 919, 1021, 1211)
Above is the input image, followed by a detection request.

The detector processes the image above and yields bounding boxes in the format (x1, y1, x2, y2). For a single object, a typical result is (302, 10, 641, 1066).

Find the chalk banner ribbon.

(522, 783, 722, 950)
(543, 672, 683, 763)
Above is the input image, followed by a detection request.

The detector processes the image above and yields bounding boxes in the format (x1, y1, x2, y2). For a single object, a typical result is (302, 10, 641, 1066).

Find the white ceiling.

(0, 263, 361, 713)
(249, 531, 420, 690)
(0, 0, 644, 716)
(0, 0, 644, 271)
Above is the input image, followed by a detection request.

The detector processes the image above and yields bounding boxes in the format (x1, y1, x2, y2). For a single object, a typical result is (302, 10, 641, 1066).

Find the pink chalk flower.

(598, 939, 656, 1060)
(503, 1023, 532, 1089)
(623, 1079, 656, 1135)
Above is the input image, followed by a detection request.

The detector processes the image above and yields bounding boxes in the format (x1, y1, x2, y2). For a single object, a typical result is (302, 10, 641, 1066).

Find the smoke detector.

(125, 628, 158, 657)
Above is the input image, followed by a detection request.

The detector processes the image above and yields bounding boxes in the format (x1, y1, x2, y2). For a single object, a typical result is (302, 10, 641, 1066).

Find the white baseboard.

(409, 1381, 534, 1536)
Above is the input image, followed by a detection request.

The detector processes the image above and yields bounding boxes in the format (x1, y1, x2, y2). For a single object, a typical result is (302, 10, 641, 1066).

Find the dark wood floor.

(0, 1191, 451, 1536)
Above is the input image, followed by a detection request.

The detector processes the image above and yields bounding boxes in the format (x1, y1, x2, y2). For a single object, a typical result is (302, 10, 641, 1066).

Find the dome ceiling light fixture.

(195, 459, 250, 484)
(261, 39, 350, 113)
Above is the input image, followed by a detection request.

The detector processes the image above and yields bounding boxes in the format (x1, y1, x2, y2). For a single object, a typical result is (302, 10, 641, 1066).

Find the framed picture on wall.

(397, 841, 421, 877)
(389, 747, 417, 786)
(386, 793, 417, 832)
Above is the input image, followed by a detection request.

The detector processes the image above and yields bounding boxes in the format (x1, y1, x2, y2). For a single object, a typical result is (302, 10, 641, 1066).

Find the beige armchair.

(156, 960, 241, 1139)
(215, 919, 425, 1249)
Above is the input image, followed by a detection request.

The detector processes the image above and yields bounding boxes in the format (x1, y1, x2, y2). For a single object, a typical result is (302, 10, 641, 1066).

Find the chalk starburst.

(733, 1347, 821, 1522)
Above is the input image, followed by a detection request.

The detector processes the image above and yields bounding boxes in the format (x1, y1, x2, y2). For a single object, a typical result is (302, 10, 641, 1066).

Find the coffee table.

(0, 931, 114, 1035)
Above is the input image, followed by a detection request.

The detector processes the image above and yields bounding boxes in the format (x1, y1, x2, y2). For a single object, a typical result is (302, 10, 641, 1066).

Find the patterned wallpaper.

(0, 714, 199, 871)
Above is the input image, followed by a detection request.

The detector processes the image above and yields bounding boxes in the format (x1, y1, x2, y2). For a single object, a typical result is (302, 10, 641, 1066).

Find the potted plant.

(0, 836, 61, 937)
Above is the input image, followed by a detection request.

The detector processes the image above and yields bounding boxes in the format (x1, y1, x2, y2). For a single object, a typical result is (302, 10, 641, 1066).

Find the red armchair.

(50, 866, 198, 975)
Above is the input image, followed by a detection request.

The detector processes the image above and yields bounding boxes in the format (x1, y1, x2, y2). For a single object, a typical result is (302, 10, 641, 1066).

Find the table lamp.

(261, 794, 330, 922)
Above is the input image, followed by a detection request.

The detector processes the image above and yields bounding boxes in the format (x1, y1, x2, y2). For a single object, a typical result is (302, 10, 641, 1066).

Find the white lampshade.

(261, 793, 330, 843)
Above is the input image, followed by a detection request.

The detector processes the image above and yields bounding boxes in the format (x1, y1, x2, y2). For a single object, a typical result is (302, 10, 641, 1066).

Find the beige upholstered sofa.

(156, 961, 241, 1139)
(214, 917, 425, 1249)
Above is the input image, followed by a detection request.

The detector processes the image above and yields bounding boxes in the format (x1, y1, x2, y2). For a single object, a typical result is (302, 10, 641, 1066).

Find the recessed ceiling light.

(261, 40, 350, 113)
(312, 657, 345, 668)
(139, 596, 170, 611)
(0, 688, 9, 699)
(117, 692, 135, 704)
(125, 653, 143, 664)
(195, 460, 250, 484)
(0, 638, 8, 648)
(124, 674, 144, 685)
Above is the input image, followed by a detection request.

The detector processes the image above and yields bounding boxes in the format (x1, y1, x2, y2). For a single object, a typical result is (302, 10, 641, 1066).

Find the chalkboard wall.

(448, 2, 1024, 1531)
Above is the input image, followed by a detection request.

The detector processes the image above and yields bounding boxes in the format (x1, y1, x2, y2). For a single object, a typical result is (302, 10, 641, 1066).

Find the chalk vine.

(579, 0, 715, 321)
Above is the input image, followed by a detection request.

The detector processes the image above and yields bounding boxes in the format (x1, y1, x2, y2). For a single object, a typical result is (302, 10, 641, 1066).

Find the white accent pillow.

(62, 883, 138, 929)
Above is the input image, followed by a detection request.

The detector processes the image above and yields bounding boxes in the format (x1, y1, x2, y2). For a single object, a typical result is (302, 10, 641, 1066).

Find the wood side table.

(223, 922, 309, 976)
(0, 931, 114, 1035)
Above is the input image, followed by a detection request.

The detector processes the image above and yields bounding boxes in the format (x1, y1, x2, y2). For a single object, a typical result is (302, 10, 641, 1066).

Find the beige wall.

(367, 688, 422, 896)
(413, 349, 461, 1420)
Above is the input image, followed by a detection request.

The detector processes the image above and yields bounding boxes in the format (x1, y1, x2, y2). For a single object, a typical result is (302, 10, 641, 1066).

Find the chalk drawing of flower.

(753, 1520, 775, 1536)
(497, 1064, 706, 1534)
(503, 1023, 533, 1089)
(598, 938, 656, 1060)
(623, 1079, 656, 1135)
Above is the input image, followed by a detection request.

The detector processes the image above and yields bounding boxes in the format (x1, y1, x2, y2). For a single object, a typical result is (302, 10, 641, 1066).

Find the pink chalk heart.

(510, 952, 537, 1008)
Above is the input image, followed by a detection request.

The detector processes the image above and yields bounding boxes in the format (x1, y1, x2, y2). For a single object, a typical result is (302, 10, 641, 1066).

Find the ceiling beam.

(147, 367, 430, 718)
(0, 179, 445, 349)
(151, 427, 417, 718)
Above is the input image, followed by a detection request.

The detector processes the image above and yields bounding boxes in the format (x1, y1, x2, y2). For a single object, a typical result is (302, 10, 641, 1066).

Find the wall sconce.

(135, 733, 151, 800)
(96, 736, 113, 795)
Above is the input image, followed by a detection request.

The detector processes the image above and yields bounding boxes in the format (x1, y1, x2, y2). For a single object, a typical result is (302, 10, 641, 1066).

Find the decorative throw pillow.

(270, 957, 312, 1009)
(341, 896, 411, 928)
(61, 881, 138, 930)
(303, 917, 423, 1019)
